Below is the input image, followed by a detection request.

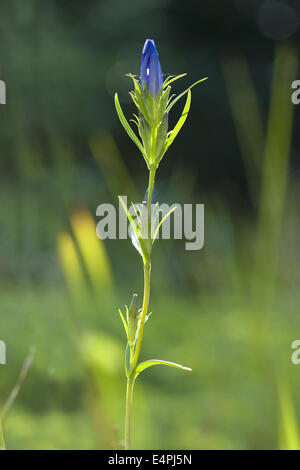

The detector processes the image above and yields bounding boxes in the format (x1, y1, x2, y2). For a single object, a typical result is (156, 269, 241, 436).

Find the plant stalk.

(132, 167, 155, 370)
(124, 166, 155, 449)
(125, 378, 134, 450)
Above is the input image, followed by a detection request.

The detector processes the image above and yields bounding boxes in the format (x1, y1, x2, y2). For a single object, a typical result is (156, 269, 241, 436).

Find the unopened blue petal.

(149, 52, 162, 96)
(140, 39, 162, 96)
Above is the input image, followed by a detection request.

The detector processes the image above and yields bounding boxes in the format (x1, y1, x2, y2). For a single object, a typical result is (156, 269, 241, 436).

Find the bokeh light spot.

(258, 1, 299, 39)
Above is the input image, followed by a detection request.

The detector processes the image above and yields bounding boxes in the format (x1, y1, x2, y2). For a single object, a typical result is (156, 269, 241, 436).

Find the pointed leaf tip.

(134, 359, 192, 379)
(166, 76, 208, 113)
(118, 308, 128, 339)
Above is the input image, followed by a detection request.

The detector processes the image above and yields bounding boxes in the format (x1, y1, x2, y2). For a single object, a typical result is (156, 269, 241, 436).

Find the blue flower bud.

(140, 39, 163, 97)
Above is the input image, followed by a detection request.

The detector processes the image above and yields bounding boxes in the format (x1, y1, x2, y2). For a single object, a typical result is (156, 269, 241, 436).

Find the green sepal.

(126, 74, 153, 126)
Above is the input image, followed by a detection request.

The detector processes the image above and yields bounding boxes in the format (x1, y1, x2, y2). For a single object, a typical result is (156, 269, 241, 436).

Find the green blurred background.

(1, 0, 300, 449)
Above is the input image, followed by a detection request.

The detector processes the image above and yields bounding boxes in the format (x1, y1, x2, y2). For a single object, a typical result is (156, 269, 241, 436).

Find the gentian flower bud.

(140, 39, 163, 97)
(128, 293, 138, 320)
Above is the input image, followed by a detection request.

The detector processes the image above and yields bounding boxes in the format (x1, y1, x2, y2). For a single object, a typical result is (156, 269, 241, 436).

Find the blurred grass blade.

(278, 379, 300, 450)
(90, 129, 139, 201)
(254, 42, 298, 303)
(57, 230, 88, 298)
(134, 359, 192, 379)
(82, 332, 124, 448)
(0, 425, 4, 451)
(70, 208, 113, 292)
(222, 52, 265, 203)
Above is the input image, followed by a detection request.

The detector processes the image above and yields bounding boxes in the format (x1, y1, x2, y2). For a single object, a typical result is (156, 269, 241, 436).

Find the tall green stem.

(147, 166, 156, 215)
(132, 260, 151, 370)
(125, 379, 134, 450)
(132, 166, 155, 369)
(124, 166, 156, 450)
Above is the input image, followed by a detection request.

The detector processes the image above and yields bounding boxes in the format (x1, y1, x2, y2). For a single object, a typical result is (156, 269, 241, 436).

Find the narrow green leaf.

(134, 359, 192, 379)
(114, 93, 146, 157)
(118, 308, 128, 338)
(165, 90, 191, 151)
(152, 206, 178, 243)
(118, 196, 138, 235)
(166, 77, 208, 113)
(118, 196, 147, 258)
(163, 73, 187, 89)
